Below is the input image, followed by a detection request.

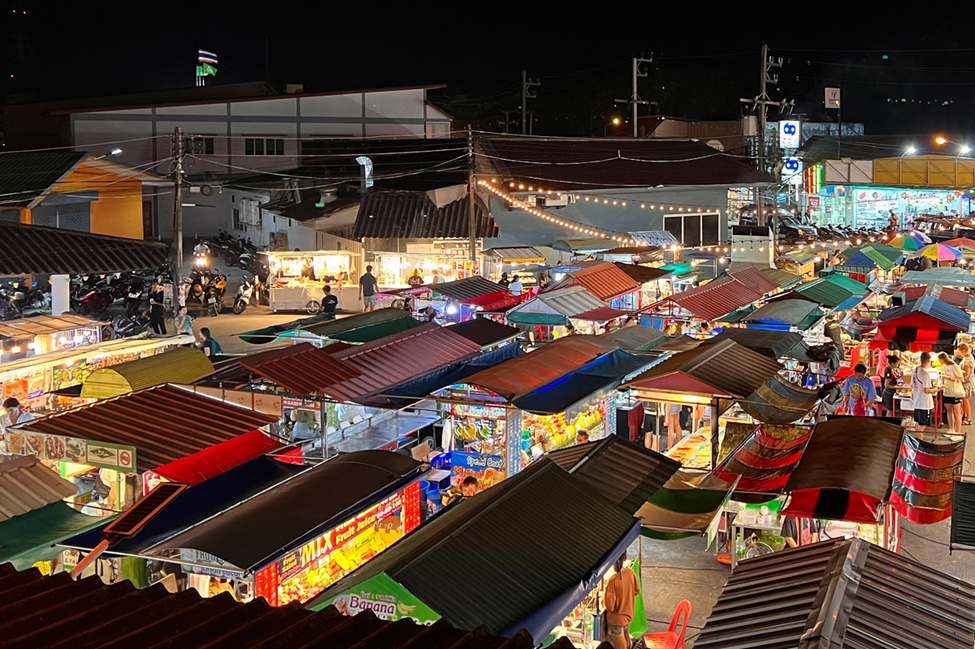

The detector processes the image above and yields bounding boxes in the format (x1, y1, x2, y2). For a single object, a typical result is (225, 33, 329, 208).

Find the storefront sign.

(451, 403, 507, 420)
(782, 157, 803, 182)
(179, 549, 242, 579)
(4, 430, 136, 473)
(505, 410, 523, 476)
(254, 480, 422, 606)
(779, 121, 800, 149)
(825, 87, 841, 108)
(438, 450, 506, 490)
(312, 572, 441, 625)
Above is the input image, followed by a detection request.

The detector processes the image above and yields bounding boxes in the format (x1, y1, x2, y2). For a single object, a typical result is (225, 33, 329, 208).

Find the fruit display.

(521, 403, 607, 465)
(450, 404, 507, 455)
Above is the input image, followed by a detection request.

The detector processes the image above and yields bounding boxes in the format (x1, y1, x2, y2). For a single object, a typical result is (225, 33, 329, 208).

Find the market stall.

(0, 314, 107, 364)
(370, 246, 478, 288)
(79, 347, 213, 399)
(267, 250, 362, 313)
(0, 334, 194, 415)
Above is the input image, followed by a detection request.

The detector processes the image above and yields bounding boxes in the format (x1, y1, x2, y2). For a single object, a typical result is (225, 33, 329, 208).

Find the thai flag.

(198, 50, 218, 66)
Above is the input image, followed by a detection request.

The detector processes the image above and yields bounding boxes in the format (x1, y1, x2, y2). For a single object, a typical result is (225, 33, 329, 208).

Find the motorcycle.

(0, 286, 25, 320)
(204, 284, 222, 317)
(73, 284, 114, 315)
(112, 313, 151, 338)
(124, 283, 144, 315)
(233, 276, 256, 315)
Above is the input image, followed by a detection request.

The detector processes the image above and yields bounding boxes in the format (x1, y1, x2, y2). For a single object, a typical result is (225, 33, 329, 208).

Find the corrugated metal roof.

(507, 286, 607, 323)
(629, 230, 681, 247)
(902, 268, 975, 287)
(144, 451, 422, 572)
(309, 458, 638, 639)
(0, 314, 105, 341)
(547, 436, 681, 514)
(697, 538, 975, 649)
(233, 342, 362, 395)
(600, 325, 669, 352)
(567, 261, 640, 300)
(613, 262, 671, 284)
(895, 284, 974, 309)
(429, 276, 509, 302)
(0, 564, 551, 649)
(624, 340, 783, 398)
(353, 191, 498, 239)
(666, 277, 765, 321)
(0, 150, 85, 208)
(570, 306, 632, 321)
(14, 384, 278, 473)
(80, 347, 214, 399)
(790, 277, 856, 308)
(485, 246, 545, 262)
(325, 324, 482, 402)
(446, 318, 522, 348)
(879, 295, 972, 332)
(742, 298, 822, 326)
(703, 329, 804, 360)
(822, 273, 870, 295)
(0, 222, 170, 276)
(725, 267, 779, 295)
(463, 335, 619, 401)
(0, 456, 76, 522)
(760, 267, 803, 288)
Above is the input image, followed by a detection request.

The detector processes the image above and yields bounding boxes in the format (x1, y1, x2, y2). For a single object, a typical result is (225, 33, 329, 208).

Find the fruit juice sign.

(315, 572, 441, 625)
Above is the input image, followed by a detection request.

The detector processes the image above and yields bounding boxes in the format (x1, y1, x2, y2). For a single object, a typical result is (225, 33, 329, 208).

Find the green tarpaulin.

(636, 471, 737, 541)
(506, 312, 569, 326)
(0, 502, 112, 569)
(238, 308, 420, 345)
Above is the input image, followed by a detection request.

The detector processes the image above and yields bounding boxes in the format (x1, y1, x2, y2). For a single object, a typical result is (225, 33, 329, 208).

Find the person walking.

(939, 352, 965, 434)
(879, 355, 902, 418)
(956, 344, 975, 425)
(603, 553, 641, 649)
(912, 352, 938, 434)
(147, 283, 167, 335)
(358, 265, 378, 312)
(841, 363, 877, 416)
(199, 327, 223, 358)
(173, 306, 194, 336)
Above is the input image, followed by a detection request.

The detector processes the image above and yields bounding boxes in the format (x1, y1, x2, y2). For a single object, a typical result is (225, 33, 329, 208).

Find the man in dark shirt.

(782, 516, 822, 548)
(148, 283, 166, 335)
(359, 265, 379, 312)
(321, 285, 338, 317)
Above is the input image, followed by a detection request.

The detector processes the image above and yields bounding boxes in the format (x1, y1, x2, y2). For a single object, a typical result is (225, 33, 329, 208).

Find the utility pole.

(615, 56, 653, 137)
(521, 70, 540, 135)
(467, 126, 477, 264)
(740, 43, 784, 228)
(500, 109, 518, 134)
(172, 127, 186, 292)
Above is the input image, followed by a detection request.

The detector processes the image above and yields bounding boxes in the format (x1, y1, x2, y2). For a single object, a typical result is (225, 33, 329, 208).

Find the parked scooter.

(72, 284, 114, 315)
(124, 283, 144, 315)
(112, 313, 151, 338)
(233, 276, 256, 315)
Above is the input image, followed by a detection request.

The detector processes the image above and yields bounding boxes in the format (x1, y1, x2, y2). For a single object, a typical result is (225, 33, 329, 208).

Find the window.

(233, 208, 245, 231)
(664, 212, 721, 247)
(244, 138, 285, 155)
(191, 136, 214, 155)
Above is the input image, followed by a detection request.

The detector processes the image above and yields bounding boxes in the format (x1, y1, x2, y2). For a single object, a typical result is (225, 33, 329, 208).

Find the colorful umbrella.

(885, 230, 928, 251)
(942, 237, 975, 249)
(918, 243, 963, 262)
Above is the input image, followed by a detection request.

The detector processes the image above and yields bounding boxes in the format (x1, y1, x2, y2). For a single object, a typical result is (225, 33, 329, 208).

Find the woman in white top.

(939, 352, 965, 435)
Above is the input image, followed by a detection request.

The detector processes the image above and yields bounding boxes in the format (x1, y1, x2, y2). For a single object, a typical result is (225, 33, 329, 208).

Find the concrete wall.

(483, 186, 733, 249)
(70, 88, 453, 176)
(49, 163, 145, 239)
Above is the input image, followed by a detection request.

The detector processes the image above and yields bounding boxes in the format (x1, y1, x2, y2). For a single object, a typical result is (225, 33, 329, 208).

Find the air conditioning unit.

(525, 193, 570, 208)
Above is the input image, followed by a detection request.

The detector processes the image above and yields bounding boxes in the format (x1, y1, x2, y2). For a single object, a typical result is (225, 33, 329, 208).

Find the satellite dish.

(706, 139, 725, 152)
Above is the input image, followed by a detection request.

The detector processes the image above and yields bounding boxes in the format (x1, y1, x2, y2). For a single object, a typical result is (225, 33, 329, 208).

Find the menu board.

(254, 481, 422, 607)
(4, 429, 135, 473)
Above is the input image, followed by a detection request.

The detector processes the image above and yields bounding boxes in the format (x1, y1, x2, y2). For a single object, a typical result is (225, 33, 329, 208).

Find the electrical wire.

(186, 153, 469, 183)
(0, 135, 167, 155)
(901, 526, 951, 547)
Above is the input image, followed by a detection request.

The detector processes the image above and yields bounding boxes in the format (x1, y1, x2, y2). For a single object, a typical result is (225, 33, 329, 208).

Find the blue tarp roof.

(512, 349, 652, 415)
(61, 457, 308, 554)
(382, 343, 524, 406)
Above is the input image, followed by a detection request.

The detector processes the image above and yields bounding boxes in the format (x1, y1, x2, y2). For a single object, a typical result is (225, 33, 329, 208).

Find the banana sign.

(317, 572, 440, 625)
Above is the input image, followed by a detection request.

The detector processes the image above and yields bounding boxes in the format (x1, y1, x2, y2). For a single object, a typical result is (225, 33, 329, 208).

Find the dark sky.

(8, 2, 975, 136)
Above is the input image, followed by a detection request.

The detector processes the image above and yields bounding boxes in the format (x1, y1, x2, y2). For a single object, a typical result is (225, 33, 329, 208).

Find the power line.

(0, 135, 167, 155)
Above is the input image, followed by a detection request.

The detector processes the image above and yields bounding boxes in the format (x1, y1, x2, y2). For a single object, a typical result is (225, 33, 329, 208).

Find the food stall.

(0, 334, 194, 415)
(370, 243, 479, 288)
(267, 250, 363, 313)
(0, 314, 107, 364)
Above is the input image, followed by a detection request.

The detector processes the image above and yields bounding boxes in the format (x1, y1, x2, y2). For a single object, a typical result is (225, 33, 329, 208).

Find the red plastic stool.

(642, 599, 692, 649)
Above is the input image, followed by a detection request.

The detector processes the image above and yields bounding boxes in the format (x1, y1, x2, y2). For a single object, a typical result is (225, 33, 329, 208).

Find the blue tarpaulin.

(512, 349, 652, 415)
(61, 457, 308, 555)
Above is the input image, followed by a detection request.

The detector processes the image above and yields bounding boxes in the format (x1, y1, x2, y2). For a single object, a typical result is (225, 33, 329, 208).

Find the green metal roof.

(0, 502, 112, 569)
(793, 278, 856, 308)
(821, 274, 870, 296)
(722, 305, 757, 323)
(660, 263, 696, 275)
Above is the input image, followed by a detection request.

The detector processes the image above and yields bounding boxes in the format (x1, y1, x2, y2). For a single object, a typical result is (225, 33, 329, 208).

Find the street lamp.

(603, 117, 622, 136)
(934, 135, 971, 156)
(903, 146, 917, 156)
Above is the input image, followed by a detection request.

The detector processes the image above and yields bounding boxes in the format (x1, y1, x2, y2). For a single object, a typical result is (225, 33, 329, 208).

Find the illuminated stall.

(370, 247, 479, 288)
(0, 315, 106, 364)
(266, 250, 363, 313)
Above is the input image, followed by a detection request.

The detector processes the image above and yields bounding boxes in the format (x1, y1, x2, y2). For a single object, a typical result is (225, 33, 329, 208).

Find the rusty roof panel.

(667, 277, 765, 321)
(569, 262, 640, 301)
(0, 456, 77, 522)
(726, 266, 779, 295)
(429, 276, 509, 302)
(325, 325, 482, 402)
(236, 342, 362, 395)
(14, 384, 278, 473)
(0, 563, 552, 649)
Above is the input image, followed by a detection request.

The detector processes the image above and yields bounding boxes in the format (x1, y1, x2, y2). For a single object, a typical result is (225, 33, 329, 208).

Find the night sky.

(8, 2, 975, 137)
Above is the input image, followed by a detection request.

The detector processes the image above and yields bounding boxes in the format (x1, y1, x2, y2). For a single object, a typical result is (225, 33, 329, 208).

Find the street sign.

(825, 87, 841, 109)
(782, 157, 803, 180)
(779, 121, 800, 148)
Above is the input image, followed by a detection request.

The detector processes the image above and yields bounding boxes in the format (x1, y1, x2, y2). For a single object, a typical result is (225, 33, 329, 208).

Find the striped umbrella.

(918, 243, 963, 262)
(885, 230, 928, 251)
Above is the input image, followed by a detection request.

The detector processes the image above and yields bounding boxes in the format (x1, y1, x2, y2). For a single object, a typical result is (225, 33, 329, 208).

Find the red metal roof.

(236, 342, 362, 395)
(325, 324, 482, 402)
(463, 335, 619, 401)
(151, 430, 285, 485)
(14, 384, 278, 473)
(898, 285, 972, 309)
(569, 262, 640, 301)
(727, 267, 779, 296)
(570, 307, 633, 321)
(665, 277, 764, 321)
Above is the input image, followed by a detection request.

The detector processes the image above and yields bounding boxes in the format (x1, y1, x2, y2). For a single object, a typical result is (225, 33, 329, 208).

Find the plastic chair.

(642, 599, 692, 649)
